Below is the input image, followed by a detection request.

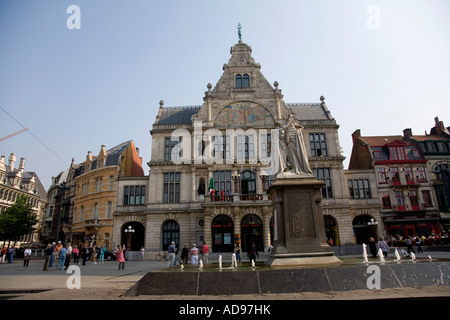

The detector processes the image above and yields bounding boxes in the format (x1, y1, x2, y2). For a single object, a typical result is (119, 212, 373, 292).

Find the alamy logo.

(66, 265, 81, 289)
(366, 5, 381, 30)
(66, 5, 81, 30)
(366, 265, 381, 290)
(168, 121, 281, 174)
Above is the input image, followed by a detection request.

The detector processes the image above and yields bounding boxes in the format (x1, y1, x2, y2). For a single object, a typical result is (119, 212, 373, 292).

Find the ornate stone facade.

(0, 153, 47, 244)
(113, 40, 370, 255)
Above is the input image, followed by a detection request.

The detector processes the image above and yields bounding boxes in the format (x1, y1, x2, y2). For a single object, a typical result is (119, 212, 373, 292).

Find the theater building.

(112, 38, 375, 255)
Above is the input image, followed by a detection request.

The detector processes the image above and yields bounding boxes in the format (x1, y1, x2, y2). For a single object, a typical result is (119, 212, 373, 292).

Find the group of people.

(367, 235, 423, 258)
(366, 237, 389, 258)
(209, 189, 233, 202)
(166, 241, 260, 267)
(42, 241, 113, 271)
(167, 241, 210, 267)
(389, 232, 450, 247)
(0, 246, 17, 264)
(43, 241, 72, 271)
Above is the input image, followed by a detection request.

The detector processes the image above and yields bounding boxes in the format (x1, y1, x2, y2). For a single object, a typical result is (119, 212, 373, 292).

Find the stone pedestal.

(265, 175, 342, 266)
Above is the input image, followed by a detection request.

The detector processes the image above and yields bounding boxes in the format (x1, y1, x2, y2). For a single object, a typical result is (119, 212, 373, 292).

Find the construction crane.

(0, 127, 29, 142)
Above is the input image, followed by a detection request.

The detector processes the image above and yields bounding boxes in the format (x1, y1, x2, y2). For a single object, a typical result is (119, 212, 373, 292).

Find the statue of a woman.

(237, 23, 242, 42)
(274, 114, 313, 177)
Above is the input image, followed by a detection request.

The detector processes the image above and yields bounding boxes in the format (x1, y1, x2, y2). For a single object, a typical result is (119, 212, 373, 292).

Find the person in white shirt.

(190, 244, 199, 265)
(64, 243, 73, 270)
(23, 247, 31, 267)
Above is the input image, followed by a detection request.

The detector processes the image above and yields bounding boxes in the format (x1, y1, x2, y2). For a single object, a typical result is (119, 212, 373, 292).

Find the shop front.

(384, 219, 440, 238)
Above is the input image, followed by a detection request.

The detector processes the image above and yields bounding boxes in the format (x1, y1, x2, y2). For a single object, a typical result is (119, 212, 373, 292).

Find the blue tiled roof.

(157, 107, 201, 125)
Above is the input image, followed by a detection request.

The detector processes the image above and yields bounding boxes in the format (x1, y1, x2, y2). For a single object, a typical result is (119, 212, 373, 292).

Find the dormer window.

(236, 74, 250, 88)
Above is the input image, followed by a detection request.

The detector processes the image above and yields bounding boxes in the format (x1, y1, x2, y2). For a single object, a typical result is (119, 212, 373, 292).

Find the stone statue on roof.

(237, 23, 242, 42)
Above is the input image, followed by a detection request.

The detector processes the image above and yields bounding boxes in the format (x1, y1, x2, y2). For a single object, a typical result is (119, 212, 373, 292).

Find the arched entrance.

(241, 214, 263, 252)
(352, 215, 374, 244)
(212, 215, 234, 252)
(162, 220, 180, 251)
(324, 215, 339, 245)
(120, 222, 145, 251)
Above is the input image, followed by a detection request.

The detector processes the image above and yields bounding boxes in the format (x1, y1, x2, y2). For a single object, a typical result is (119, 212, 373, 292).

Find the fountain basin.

(124, 258, 450, 296)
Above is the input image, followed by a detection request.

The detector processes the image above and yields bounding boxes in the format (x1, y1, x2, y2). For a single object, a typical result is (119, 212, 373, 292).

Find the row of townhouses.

(3, 40, 450, 254)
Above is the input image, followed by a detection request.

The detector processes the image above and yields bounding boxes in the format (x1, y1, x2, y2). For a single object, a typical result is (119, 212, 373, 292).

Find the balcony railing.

(85, 219, 101, 227)
(385, 204, 435, 213)
(388, 178, 426, 187)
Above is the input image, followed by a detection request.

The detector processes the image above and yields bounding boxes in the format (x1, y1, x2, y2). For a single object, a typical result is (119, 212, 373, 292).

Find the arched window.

(235, 74, 242, 88)
(162, 220, 180, 250)
(243, 74, 250, 87)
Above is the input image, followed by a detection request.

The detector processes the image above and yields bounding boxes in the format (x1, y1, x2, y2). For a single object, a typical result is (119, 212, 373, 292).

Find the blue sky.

(1, 0, 449, 190)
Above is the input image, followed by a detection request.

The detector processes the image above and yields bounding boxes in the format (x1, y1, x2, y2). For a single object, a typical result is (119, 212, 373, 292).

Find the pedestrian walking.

(8, 247, 15, 263)
(57, 245, 67, 271)
(235, 244, 241, 263)
(81, 245, 88, 265)
(0, 246, 6, 264)
(116, 245, 125, 270)
(64, 243, 72, 270)
(190, 243, 199, 265)
(369, 237, 378, 258)
(202, 241, 209, 264)
(406, 236, 415, 256)
(174, 244, 178, 266)
(48, 242, 55, 267)
(416, 235, 424, 253)
(55, 241, 62, 262)
(248, 241, 259, 264)
(377, 236, 389, 257)
(168, 241, 176, 267)
(140, 246, 145, 260)
(181, 244, 189, 265)
(23, 246, 31, 267)
(90, 244, 97, 264)
(73, 246, 80, 264)
(99, 245, 105, 264)
(43, 244, 52, 271)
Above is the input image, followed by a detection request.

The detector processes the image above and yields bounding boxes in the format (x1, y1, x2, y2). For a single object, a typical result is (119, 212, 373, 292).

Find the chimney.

(18, 158, 26, 171)
(403, 128, 412, 140)
(8, 153, 16, 171)
(352, 129, 362, 143)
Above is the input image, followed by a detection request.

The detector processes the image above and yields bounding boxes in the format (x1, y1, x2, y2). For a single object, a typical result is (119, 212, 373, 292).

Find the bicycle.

(154, 251, 166, 261)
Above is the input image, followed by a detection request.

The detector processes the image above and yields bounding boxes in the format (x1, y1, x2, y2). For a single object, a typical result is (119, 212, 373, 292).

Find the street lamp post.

(124, 225, 135, 251)
(368, 218, 379, 240)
